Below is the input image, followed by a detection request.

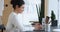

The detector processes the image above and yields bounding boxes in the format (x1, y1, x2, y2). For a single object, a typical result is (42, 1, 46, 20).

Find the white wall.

(48, 0, 58, 20)
(0, 0, 4, 16)
(23, 0, 41, 21)
(58, 0, 60, 26)
(0, 0, 4, 24)
(48, 0, 60, 27)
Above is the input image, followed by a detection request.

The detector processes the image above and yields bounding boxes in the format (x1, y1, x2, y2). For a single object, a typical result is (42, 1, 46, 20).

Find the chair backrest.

(0, 24, 6, 30)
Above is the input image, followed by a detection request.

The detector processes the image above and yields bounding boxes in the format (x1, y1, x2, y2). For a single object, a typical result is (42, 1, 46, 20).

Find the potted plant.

(36, 4, 44, 24)
(51, 10, 57, 26)
(51, 10, 56, 21)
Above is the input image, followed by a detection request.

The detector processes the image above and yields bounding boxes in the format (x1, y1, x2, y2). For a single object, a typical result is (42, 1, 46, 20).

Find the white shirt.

(6, 12, 34, 32)
(6, 12, 22, 32)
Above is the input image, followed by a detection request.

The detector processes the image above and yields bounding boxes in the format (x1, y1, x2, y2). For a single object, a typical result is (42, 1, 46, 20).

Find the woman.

(6, 0, 25, 32)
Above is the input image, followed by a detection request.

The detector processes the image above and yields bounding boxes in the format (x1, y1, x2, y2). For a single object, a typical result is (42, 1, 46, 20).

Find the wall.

(48, 0, 58, 20)
(45, 0, 48, 17)
(58, 0, 60, 26)
(0, 0, 4, 16)
(0, 0, 4, 24)
(47, 0, 60, 27)
(2, 0, 13, 25)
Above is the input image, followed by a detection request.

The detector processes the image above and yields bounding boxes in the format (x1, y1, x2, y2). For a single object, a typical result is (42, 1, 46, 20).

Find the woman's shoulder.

(9, 12, 18, 18)
(10, 12, 17, 16)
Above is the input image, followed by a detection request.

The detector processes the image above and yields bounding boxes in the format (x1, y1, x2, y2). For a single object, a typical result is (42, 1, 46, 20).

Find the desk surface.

(24, 31, 60, 32)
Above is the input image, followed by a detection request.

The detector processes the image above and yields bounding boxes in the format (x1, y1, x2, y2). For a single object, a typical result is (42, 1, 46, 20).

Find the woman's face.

(16, 4, 25, 13)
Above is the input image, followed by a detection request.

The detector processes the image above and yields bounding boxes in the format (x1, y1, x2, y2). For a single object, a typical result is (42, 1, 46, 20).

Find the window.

(23, 0, 41, 21)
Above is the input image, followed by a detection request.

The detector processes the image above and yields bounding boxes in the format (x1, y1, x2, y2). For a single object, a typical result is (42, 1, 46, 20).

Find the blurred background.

(0, 0, 60, 32)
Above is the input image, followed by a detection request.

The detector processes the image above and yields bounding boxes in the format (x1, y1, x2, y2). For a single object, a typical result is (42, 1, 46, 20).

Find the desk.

(13, 30, 60, 32)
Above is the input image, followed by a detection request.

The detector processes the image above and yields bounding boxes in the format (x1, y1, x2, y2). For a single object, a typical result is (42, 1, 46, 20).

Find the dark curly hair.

(11, 0, 25, 9)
